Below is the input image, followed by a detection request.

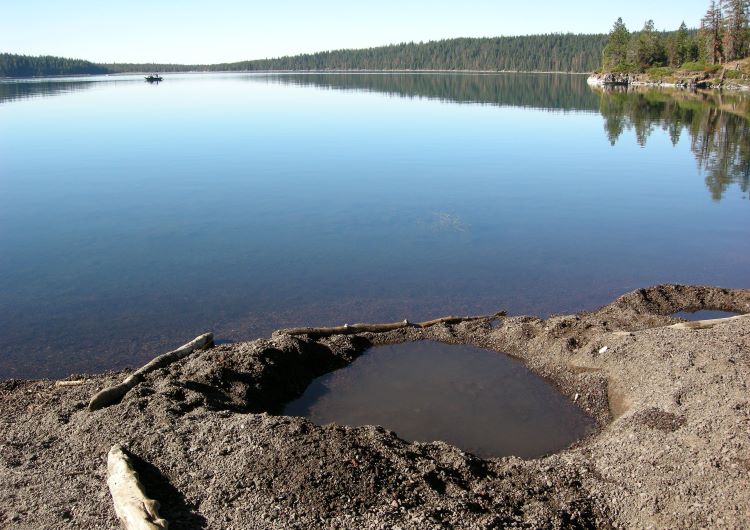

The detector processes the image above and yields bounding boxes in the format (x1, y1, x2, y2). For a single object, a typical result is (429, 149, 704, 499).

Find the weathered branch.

(89, 332, 213, 411)
(55, 379, 87, 387)
(107, 445, 168, 530)
(279, 312, 506, 338)
(668, 313, 749, 330)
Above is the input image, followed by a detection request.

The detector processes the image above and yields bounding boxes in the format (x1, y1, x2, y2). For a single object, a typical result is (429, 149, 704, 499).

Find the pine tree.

(666, 22, 699, 67)
(632, 20, 666, 69)
(602, 18, 631, 70)
(666, 35, 677, 66)
(722, 0, 750, 60)
(676, 22, 693, 65)
(701, 0, 725, 64)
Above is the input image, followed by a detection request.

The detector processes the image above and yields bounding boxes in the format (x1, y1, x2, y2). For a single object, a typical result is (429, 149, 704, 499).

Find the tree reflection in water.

(596, 86, 750, 201)
(3, 74, 747, 201)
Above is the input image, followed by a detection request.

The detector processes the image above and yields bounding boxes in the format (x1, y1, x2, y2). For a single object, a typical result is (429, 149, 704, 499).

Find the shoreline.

(5, 69, 747, 94)
(0, 69, 593, 81)
(587, 75, 750, 92)
(586, 61, 750, 92)
(2, 284, 749, 528)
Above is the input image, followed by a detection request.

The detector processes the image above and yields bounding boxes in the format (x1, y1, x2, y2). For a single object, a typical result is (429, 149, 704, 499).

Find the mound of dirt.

(1, 284, 749, 528)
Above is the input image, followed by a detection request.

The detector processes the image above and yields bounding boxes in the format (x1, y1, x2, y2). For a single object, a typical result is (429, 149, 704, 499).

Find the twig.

(279, 312, 506, 338)
(55, 380, 87, 387)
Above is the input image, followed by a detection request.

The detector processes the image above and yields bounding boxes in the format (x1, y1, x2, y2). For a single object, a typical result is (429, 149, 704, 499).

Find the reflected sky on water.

(1, 73, 748, 378)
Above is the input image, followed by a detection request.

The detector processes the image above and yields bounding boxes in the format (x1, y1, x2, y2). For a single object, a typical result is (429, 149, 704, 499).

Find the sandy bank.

(1, 284, 749, 528)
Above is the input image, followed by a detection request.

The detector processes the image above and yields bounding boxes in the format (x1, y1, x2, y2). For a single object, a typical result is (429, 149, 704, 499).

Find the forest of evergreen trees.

(1, 34, 607, 77)
(213, 35, 608, 73)
(602, 0, 750, 72)
(0, 53, 109, 77)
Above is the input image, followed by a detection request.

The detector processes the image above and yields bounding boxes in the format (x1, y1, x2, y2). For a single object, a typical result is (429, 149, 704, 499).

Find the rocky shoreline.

(1, 284, 749, 529)
(587, 70, 750, 91)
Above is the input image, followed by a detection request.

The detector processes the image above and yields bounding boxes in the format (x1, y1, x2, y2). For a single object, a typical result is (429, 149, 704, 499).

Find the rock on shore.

(587, 63, 750, 91)
(587, 73, 632, 87)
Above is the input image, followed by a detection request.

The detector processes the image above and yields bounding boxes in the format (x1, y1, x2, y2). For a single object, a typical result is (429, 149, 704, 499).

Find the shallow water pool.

(673, 310, 741, 320)
(284, 340, 596, 458)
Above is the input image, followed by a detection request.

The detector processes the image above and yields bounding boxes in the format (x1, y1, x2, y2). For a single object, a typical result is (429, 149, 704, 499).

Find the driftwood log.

(89, 333, 213, 411)
(279, 312, 506, 338)
(107, 444, 168, 530)
(54, 379, 87, 387)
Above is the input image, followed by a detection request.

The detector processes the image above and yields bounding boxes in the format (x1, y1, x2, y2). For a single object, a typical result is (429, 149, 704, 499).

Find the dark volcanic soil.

(1, 284, 749, 529)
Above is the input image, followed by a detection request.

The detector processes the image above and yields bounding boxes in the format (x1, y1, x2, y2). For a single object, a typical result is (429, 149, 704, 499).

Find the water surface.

(673, 310, 741, 320)
(1, 73, 749, 378)
(284, 341, 596, 458)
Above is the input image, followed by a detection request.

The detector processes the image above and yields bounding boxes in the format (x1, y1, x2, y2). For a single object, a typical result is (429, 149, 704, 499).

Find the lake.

(1, 73, 748, 379)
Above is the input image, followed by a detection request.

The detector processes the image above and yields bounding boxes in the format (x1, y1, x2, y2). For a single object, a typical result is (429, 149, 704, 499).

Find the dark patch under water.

(673, 310, 740, 320)
(284, 341, 596, 459)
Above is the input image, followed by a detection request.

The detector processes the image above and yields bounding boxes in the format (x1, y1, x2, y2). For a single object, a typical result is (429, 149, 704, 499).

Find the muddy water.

(284, 341, 596, 458)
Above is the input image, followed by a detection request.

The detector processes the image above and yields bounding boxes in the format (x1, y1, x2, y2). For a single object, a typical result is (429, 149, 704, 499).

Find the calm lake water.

(284, 341, 596, 458)
(1, 73, 749, 379)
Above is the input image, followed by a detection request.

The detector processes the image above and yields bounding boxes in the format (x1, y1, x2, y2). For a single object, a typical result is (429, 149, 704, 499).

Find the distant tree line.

(216, 35, 608, 73)
(100, 62, 208, 74)
(603, 0, 749, 72)
(1, 34, 608, 78)
(0, 53, 109, 77)
(104, 35, 609, 73)
(5, 6, 746, 80)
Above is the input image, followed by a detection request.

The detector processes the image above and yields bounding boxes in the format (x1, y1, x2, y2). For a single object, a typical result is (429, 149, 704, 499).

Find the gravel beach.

(1, 284, 749, 529)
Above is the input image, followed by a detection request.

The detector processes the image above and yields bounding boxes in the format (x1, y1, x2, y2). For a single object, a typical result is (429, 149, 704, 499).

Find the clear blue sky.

(1, 1, 708, 64)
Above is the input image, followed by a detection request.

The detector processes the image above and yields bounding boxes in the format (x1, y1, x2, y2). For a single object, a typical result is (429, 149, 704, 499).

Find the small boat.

(144, 74, 163, 83)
